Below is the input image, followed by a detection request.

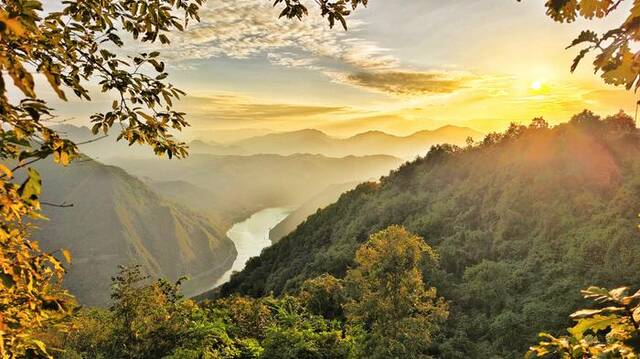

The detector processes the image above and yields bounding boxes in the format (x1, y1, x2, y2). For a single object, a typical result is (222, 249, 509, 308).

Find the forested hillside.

(31, 158, 237, 306)
(218, 111, 640, 357)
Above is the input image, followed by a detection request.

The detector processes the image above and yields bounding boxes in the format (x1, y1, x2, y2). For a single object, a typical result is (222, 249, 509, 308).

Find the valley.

(35, 125, 406, 304)
(210, 207, 293, 291)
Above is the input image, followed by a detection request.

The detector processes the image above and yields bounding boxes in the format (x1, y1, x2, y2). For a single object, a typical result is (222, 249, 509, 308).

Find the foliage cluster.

(0, 0, 206, 355)
(273, 0, 368, 30)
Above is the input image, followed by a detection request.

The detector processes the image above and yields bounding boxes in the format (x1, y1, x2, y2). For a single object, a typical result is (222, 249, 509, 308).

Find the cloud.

(159, 0, 395, 71)
(267, 53, 319, 70)
(328, 70, 476, 96)
(178, 95, 348, 124)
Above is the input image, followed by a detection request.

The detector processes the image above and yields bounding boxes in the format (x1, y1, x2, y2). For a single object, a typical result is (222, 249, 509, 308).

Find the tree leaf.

(0, 163, 13, 178)
(62, 249, 72, 264)
(569, 315, 619, 339)
(18, 168, 42, 202)
(579, 0, 613, 19)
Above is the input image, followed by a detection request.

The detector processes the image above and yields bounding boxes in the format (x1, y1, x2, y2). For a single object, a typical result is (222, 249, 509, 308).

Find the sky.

(46, 0, 640, 140)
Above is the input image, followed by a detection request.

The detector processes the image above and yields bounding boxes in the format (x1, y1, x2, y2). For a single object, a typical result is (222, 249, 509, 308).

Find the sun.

(530, 80, 543, 90)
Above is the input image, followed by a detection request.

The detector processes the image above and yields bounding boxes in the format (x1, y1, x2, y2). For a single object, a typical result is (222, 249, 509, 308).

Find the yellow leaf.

(0, 12, 26, 37)
(31, 339, 50, 357)
(0, 164, 13, 178)
(633, 306, 640, 323)
(579, 0, 613, 19)
(53, 151, 70, 166)
(569, 315, 619, 339)
(62, 249, 72, 264)
(41, 69, 67, 101)
(601, 46, 639, 89)
(7, 61, 35, 98)
(4, 18, 25, 37)
(136, 111, 155, 122)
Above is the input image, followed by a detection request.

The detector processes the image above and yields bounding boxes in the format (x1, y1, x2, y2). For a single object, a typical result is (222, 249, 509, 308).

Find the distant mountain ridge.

(190, 126, 483, 158)
(53, 123, 481, 160)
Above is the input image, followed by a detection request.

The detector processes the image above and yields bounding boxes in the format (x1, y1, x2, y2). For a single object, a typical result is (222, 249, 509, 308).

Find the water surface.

(212, 207, 292, 288)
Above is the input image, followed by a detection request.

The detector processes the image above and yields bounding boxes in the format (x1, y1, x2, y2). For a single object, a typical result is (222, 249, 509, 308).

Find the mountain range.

(189, 126, 482, 159)
(52, 124, 481, 161)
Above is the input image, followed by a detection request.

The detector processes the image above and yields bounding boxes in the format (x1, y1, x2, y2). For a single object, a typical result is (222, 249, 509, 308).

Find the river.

(211, 207, 293, 288)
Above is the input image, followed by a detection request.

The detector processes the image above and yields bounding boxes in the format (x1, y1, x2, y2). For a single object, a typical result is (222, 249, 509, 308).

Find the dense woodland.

(214, 110, 640, 357)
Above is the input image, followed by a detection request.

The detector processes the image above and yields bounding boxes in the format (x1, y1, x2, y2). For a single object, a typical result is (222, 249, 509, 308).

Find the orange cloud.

(329, 70, 475, 96)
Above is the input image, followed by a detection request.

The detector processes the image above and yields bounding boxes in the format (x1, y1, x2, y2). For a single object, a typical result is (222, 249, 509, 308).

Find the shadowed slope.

(32, 158, 237, 306)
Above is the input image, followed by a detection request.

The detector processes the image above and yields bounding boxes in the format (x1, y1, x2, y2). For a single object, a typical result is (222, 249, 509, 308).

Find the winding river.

(212, 207, 293, 288)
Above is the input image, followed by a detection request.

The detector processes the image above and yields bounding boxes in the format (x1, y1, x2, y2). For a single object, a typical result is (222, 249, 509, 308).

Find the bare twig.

(41, 201, 74, 208)
(76, 135, 109, 146)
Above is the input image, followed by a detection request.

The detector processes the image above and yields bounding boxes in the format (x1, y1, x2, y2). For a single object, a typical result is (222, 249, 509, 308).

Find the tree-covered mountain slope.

(31, 158, 237, 306)
(218, 112, 640, 357)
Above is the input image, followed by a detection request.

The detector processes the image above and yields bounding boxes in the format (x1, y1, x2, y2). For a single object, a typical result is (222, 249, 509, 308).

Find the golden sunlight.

(530, 80, 544, 91)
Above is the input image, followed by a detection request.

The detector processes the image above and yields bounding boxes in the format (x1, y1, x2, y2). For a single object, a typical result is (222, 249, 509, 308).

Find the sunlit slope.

(218, 114, 640, 357)
(32, 158, 236, 306)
